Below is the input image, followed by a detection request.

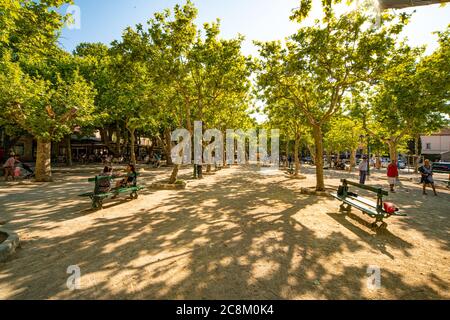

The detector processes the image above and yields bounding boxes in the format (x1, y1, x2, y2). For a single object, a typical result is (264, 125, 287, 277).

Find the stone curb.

(149, 182, 187, 190)
(0, 228, 20, 263)
(300, 188, 334, 198)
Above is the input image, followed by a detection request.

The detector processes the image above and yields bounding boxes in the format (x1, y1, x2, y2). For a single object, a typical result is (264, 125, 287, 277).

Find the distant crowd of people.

(2, 149, 442, 196)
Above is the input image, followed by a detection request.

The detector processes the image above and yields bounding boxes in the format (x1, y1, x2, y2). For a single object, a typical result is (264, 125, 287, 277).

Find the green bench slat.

(342, 198, 383, 218)
(87, 173, 141, 183)
(341, 179, 389, 196)
(79, 192, 94, 197)
(332, 193, 406, 217)
(332, 194, 381, 217)
(79, 186, 143, 198)
(347, 195, 378, 209)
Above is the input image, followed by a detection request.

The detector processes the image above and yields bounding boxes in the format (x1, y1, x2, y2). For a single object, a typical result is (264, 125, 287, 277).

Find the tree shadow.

(0, 166, 448, 300)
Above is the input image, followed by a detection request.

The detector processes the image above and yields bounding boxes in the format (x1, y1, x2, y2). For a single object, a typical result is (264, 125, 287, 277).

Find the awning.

(379, 0, 450, 9)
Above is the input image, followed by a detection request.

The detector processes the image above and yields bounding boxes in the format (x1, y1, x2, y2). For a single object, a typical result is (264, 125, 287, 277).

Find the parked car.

(381, 159, 390, 168)
(432, 162, 450, 173)
(302, 156, 313, 164)
(398, 160, 406, 169)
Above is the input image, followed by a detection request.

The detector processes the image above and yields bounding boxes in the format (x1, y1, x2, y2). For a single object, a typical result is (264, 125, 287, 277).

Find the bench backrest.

(88, 172, 141, 183)
(341, 179, 388, 196)
(341, 179, 387, 211)
(89, 173, 140, 195)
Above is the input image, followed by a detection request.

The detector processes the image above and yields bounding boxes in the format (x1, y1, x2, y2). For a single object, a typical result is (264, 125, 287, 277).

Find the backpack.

(337, 185, 348, 196)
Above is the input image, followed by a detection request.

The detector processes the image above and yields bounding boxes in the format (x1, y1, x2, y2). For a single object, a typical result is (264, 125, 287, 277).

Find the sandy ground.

(0, 164, 449, 300)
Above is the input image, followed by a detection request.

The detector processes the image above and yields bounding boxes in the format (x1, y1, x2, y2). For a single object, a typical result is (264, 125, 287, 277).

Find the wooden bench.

(78, 173, 144, 210)
(331, 179, 406, 229)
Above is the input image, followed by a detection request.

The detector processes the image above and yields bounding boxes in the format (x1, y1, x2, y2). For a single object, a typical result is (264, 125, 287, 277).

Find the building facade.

(421, 128, 450, 160)
(1, 127, 156, 164)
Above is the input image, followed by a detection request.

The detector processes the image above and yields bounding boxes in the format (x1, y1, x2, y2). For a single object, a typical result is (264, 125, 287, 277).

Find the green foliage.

(363, 28, 450, 154)
(325, 116, 363, 153)
(256, 10, 407, 128)
(0, 0, 72, 60)
(0, 1, 96, 142)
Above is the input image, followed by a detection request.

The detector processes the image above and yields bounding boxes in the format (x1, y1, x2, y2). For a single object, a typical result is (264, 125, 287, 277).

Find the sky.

(59, 0, 450, 57)
(58, 0, 449, 123)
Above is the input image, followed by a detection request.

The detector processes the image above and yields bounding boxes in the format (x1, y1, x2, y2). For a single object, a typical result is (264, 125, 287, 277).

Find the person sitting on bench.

(98, 166, 113, 193)
(111, 164, 137, 199)
(115, 164, 137, 189)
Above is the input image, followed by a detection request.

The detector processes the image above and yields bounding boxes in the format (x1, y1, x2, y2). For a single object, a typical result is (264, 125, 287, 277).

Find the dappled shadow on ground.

(301, 165, 450, 252)
(0, 166, 448, 299)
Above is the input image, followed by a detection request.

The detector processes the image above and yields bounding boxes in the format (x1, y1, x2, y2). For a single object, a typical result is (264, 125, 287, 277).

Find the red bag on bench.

(384, 202, 398, 214)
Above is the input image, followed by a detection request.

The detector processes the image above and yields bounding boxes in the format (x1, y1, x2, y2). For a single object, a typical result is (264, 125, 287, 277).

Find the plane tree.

(0, 0, 96, 181)
(256, 9, 407, 191)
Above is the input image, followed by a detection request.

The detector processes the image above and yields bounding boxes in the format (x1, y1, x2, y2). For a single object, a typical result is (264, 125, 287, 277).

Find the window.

(426, 143, 431, 150)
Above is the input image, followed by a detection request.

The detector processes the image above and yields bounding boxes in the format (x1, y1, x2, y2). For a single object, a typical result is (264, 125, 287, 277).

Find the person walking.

(387, 160, 399, 193)
(359, 156, 369, 185)
(282, 155, 287, 168)
(3, 154, 19, 181)
(288, 154, 293, 170)
(419, 159, 438, 196)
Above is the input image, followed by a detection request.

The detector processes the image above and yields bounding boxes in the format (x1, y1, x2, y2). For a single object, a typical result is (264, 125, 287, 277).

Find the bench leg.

(92, 198, 103, 210)
(371, 220, 387, 230)
(340, 203, 351, 213)
(130, 191, 138, 200)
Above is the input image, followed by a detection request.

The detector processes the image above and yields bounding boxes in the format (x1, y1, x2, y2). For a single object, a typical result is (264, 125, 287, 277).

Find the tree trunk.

(307, 144, 316, 165)
(388, 140, 398, 163)
(349, 149, 357, 172)
(414, 134, 420, 173)
(169, 164, 179, 184)
(312, 125, 325, 191)
(115, 123, 122, 157)
(66, 135, 72, 166)
(376, 153, 382, 170)
(35, 138, 52, 182)
(164, 128, 173, 166)
(129, 127, 136, 165)
(285, 139, 290, 168)
(294, 133, 301, 176)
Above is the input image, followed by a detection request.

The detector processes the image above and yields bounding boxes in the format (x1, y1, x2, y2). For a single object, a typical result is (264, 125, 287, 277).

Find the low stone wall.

(0, 228, 20, 262)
